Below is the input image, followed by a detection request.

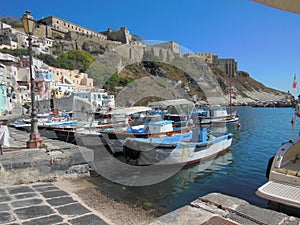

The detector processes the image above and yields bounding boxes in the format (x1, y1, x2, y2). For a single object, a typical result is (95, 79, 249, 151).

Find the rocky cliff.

(90, 51, 293, 107)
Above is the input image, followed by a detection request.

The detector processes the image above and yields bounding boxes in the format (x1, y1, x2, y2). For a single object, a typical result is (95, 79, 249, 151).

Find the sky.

(2, 0, 300, 97)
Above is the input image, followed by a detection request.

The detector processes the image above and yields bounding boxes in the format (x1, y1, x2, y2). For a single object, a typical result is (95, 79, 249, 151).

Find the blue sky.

(2, 0, 300, 97)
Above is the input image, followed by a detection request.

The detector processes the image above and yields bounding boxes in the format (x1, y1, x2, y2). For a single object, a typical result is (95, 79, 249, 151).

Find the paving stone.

(39, 190, 69, 199)
(201, 216, 238, 225)
(56, 203, 90, 216)
(13, 192, 38, 200)
(22, 215, 64, 225)
(0, 212, 16, 224)
(0, 203, 10, 212)
(14, 205, 54, 220)
(32, 183, 55, 189)
(11, 198, 43, 208)
(7, 186, 35, 195)
(46, 196, 76, 207)
(68, 214, 108, 225)
(229, 204, 294, 225)
(34, 186, 59, 192)
(0, 195, 12, 202)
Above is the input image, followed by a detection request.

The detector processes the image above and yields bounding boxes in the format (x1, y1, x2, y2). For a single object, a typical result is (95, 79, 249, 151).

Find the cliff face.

(47, 34, 292, 107)
(108, 54, 292, 107)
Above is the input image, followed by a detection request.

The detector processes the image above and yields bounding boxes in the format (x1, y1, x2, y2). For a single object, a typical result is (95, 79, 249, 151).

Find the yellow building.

(49, 67, 93, 89)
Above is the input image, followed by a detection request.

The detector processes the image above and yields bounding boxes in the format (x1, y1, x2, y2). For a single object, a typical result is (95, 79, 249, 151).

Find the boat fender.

(266, 156, 274, 179)
(128, 117, 133, 126)
(291, 117, 296, 125)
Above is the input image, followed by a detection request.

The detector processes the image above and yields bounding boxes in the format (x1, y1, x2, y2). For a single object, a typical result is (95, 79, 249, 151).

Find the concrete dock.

(0, 125, 299, 225)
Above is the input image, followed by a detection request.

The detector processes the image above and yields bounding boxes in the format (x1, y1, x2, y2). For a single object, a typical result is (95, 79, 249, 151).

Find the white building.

(74, 89, 115, 110)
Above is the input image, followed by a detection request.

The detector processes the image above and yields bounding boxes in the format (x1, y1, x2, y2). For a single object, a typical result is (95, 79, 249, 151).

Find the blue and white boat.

(193, 105, 239, 125)
(123, 127, 233, 166)
(101, 119, 194, 154)
(256, 103, 300, 210)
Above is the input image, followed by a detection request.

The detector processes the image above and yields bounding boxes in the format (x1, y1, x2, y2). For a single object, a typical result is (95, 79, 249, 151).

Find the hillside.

(31, 31, 292, 107)
(93, 53, 292, 107)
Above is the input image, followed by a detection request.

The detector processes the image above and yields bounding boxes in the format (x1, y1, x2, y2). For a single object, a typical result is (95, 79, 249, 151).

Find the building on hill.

(194, 52, 238, 77)
(74, 89, 115, 110)
(0, 22, 53, 54)
(37, 16, 107, 40)
(218, 58, 237, 77)
(195, 52, 218, 64)
(100, 27, 132, 44)
(150, 41, 179, 54)
(0, 22, 19, 50)
(49, 66, 94, 99)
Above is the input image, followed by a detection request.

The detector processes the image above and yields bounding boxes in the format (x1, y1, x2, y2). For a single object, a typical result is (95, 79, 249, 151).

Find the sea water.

(92, 107, 299, 213)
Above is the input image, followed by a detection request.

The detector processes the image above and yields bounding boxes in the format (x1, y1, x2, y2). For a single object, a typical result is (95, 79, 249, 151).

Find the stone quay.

(0, 126, 299, 225)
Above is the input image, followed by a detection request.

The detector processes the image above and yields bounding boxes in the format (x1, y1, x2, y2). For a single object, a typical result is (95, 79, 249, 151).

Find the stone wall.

(37, 95, 95, 118)
(113, 44, 177, 64)
(105, 27, 131, 44)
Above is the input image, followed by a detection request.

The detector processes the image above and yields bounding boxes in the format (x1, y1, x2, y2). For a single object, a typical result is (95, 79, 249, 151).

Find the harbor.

(1, 108, 300, 225)
(1, 1, 300, 224)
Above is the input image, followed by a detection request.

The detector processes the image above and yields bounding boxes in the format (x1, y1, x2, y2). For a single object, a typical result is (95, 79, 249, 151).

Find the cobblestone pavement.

(0, 183, 109, 225)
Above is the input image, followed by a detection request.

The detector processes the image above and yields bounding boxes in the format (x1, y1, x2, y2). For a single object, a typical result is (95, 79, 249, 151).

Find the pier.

(0, 126, 299, 225)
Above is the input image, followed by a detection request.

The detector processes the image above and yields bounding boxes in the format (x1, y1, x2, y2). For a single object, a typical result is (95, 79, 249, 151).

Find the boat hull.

(123, 133, 233, 166)
(256, 137, 300, 209)
(101, 126, 193, 154)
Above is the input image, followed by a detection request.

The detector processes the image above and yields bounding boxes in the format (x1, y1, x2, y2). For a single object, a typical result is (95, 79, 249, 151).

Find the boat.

(53, 106, 154, 146)
(256, 100, 300, 209)
(123, 127, 233, 166)
(101, 119, 194, 154)
(256, 136, 300, 209)
(193, 105, 239, 125)
(101, 100, 195, 154)
(193, 72, 239, 124)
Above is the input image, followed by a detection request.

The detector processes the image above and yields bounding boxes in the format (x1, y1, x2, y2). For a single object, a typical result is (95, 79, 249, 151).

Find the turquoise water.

(93, 107, 299, 213)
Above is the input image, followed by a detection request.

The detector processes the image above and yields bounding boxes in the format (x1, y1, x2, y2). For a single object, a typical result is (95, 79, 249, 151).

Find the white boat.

(193, 105, 239, 124)
(101, 100, 195, 154)
(123, 127, 233, 166)
(256, 101, 300, 209)
(256, 136, 300, 209)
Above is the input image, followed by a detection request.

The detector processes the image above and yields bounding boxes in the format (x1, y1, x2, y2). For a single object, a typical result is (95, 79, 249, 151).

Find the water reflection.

(91, 151, 234, 213)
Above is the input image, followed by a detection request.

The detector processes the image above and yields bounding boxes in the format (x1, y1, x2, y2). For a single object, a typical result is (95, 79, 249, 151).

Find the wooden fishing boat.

(123, 127, 233, 166)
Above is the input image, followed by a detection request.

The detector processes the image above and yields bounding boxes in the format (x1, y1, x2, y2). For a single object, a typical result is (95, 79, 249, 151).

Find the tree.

(0, 48, 29, 57)
(57, 50, 94, 72)
(36, 53, 60, 68)
(57, 53, 75, 70)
